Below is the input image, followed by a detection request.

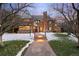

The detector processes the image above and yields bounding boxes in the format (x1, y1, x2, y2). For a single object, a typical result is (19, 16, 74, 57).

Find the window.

(19, 26, 30, 30)
(55, 24, 57, 26)
(49, 21, 52, 24)
(34, 22, 38, 26)
(40, 27, 43, 32)
(49, 27, 52, 31)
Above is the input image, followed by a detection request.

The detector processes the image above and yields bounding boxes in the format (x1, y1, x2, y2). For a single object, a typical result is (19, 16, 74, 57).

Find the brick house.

(13, 12, 61, 33)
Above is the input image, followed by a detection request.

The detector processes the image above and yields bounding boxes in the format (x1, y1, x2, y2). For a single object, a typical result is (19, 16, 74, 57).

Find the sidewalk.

(22, 40, 56, 56)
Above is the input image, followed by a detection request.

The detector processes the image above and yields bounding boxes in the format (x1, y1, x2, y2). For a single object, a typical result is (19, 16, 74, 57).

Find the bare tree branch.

(72, 3, 79, 11)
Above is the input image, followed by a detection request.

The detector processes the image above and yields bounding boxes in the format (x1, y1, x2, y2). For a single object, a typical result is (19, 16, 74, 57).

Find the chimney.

(43, 11, 48, 19)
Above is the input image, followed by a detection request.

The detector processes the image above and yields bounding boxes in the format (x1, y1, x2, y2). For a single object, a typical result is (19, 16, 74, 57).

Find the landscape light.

(37, 35, 43, 38)
(36, 39, 45, 43)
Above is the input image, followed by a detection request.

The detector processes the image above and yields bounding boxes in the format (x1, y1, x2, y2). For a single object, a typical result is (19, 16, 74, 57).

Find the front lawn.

(0, 40, 29, 56)
(54, 33, 69, 40)
(49, 33, 79, 56)
(49, 39, 79, 56)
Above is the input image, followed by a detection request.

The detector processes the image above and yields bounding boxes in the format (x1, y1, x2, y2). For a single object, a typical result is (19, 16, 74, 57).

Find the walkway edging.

(16, 40, 34, 56)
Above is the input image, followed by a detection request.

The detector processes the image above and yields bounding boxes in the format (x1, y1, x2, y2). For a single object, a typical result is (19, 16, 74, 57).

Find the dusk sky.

(3, 3, 63, 17)
(25, 3, 61, 17)
(28, 3, 51, 15)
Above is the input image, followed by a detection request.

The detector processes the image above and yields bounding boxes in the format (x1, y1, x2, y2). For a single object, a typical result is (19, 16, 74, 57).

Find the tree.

(0, 3, 32, 47)
(72, 3, 79, 47)
(0, 3, 2, 9)
(51, 3, 77, 34)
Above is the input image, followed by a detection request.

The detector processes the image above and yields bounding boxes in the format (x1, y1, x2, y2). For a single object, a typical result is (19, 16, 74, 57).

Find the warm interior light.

(36, 39, 45, 43)
(19, 26, 30, 30)
(37, 35, 43, 38)
(40, 27, 43, 32)
(34, 34, 45, 43)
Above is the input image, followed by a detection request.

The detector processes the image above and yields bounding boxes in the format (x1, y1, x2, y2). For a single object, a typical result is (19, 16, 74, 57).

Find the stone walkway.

(22, 40, 56, 56)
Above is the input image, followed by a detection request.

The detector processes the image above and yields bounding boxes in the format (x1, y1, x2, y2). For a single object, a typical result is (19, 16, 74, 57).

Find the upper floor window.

(49, 21, 52, 24)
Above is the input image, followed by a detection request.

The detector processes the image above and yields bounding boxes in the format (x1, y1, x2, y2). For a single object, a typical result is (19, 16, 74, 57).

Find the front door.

(39, 27, 43, 32)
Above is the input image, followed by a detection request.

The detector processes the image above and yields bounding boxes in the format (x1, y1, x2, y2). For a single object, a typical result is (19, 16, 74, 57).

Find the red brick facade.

(16, 12, 61, 33)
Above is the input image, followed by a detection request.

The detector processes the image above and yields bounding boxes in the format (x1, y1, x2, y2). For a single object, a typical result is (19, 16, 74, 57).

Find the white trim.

(16, 40, 34, 56)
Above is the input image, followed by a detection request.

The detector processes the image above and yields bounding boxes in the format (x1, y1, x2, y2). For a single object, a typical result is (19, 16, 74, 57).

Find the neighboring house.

(13, 11, 61, 33)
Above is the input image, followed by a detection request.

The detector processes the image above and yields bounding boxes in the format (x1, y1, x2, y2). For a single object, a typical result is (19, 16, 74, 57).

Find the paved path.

(22, 40, 56, 56)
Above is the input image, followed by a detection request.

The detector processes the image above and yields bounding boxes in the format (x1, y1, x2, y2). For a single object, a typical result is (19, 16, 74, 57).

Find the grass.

(54, 33, 69, 39)
(49, 33, 79, 56)
(0, 40, 29, 56)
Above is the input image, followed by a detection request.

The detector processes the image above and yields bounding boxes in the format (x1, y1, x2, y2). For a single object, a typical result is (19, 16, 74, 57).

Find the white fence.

(2, 33, 34, 41)
(2, 32, 58, 41)
(2, 32, 78, 42)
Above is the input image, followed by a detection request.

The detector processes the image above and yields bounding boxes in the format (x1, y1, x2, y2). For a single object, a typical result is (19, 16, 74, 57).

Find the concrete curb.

(16, 40, 34, 56)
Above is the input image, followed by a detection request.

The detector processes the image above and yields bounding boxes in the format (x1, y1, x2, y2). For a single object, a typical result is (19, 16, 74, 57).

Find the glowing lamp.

(37, 35, 43, 38)
(36, 39, 45, 43)
(34, 34, 46, 43)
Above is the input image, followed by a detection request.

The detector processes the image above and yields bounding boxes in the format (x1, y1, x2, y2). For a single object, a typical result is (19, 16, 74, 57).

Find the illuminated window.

(34, 22, 38, 26)
(49, 27, 52, 30)
(55, 24, 57, 26)
(23, 19, 30, 22)
(19, 26, 30, 30)
(40, 27, 43, 32)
